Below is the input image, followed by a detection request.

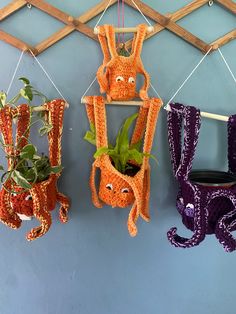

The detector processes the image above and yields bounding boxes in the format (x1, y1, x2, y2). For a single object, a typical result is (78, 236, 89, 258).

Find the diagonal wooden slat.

(211, 29, 236, 50)
(125, 0, 210, 53)
(28, 0, 71, 24)
(0, 0, 26, 21)
(216, 0, 236, 14)
(0, 0, 235, 55)
(0, 29, 36, 53)
(125, 0, 210, 49)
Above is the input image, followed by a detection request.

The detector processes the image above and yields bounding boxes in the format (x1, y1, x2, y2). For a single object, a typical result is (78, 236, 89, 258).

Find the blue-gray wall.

(0, 1, 235, 313)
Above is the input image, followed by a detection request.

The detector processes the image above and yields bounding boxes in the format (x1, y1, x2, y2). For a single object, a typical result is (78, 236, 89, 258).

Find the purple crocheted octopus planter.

(167, 103, 236, 252)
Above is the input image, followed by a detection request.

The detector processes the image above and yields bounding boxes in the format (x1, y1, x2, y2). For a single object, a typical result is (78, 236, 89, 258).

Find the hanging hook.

(27, 2, 32, 9)
(208, 0, 214, 6)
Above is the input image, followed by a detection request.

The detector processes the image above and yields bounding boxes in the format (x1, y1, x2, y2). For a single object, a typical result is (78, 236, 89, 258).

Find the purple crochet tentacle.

(168, 103, 201, 180)
(167, 185, 207, 248)
(167, 103, 183, 174)
(167, 104, 205, 248)
(214, 190, 236, 252)
(228, 115, 236, 175)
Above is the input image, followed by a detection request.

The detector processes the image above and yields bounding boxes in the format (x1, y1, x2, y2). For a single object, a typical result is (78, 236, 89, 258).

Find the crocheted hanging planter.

(0, 100, 70, 241)
(190, 170, 236, 188)
(97, 24, 150, 101)
(167, 103, 236, 252)
(84, 96, 161, 236)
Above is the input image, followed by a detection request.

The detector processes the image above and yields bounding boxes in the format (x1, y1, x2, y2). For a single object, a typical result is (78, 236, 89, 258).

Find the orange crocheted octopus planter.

(97, 24, 150, 101)
(85, 96, 162, 236)
(0, 100, 70, 241)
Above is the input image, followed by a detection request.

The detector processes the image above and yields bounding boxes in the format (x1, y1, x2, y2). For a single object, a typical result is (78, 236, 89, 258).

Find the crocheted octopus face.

(99, 170, 135, 208)
(107, 57, 137, 101)
(10, 191, 33, 217)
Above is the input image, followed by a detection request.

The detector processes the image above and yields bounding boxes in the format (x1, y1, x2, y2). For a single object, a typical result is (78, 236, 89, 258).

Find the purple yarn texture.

(167, 103, 236, 252)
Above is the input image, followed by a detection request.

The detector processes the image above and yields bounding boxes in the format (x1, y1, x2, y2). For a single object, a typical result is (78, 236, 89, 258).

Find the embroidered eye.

(116, 76, 124, 82)
(11, 193, 16, 197)
(25, 195, 32, 201)
(106, 183, 113, 190)
(128, 77, 135, 83)
(121, 188, 129, 193)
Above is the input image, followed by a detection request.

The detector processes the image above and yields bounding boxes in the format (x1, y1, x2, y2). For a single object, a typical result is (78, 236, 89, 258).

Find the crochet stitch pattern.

(97, 24, 150, 102)
(0, 100, 70, 241)
(167, 103, 236, 252)
(84, 95, 161, 236)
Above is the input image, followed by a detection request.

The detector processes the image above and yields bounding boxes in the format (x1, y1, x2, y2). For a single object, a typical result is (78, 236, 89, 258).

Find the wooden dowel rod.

(200, 111, 228, 122)
(165, 105, 228, 122)
(81, 98, 145, 106)
(94, 26, 154, 34)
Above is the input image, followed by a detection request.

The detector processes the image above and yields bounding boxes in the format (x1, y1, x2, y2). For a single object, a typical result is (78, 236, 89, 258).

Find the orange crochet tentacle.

(94, 96, 108, 148)
(84, 96, 95, 125)
(97, 25, 111, 64)
(0, 106, 14, 169)
(44, 99, 66, 167)
(90, 160, 103, 208)
(143, 98, 162, 158)
(26, 185, 52, 241)
(97, 25, 111, 94)
(137, 59, 150, 100)
(15, 104, 31, 153)
(127, 202, 139, 237)
(140, 166, 151, 221)
(0, 185, 21, 229)
(57, 192, 70, 223)
(104, 25, 118, 58)
(132, 24, 147, 60)
(131, 106, 148, 145)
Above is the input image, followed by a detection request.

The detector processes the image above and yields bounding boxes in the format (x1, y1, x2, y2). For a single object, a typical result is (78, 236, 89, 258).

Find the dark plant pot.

(125, 163, 141, 177)
(189, 170, 236, 188)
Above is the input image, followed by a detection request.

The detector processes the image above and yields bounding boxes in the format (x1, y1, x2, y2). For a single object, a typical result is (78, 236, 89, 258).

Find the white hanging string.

(218, 48, 236, 86)
(94, 0, 113, 28)
(29, 49, 68, 104)
(7, 50, 25, 95)
(131, 0, 152, 27)
(164, 46, 212, 110)
(150, 82, 162, 101)
(81, 75, 97, 102)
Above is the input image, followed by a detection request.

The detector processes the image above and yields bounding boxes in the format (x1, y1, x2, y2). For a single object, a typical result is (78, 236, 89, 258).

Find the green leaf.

(94, 147, 110, 158)
(0, 92, 7, 108)
(117, 113, 138, 154)
(130, 139, 142, 151)
(20, 144, 37, 160)
(38, 123, 53, 136)
(143, 153, 158, 165)
(84, 123, 96, 146)
(0, 165, 4, 171)
(19, 77, 30, 85)
(20, 86, 33, 101)
(12, 170, 32, 189)
(50, 165, 63, 174)
(128, 149, 143, 165)
(84, 131, 96, 145)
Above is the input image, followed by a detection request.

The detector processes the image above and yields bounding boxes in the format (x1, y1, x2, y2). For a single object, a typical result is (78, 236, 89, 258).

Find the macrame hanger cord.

(82, 0, 156, 102)
(7, 50, 25, 95)
(164, 46, 212, 110)
(131, 0, 152, 28)
(28, 49, 68, 105)
(218, 48, 236, 86)
(94, 0, 113, 29)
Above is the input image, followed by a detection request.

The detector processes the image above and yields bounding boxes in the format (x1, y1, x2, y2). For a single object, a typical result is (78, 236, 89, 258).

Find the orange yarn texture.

(0, 100, 70, 241)
(84, 96, 162, 236)
(97, 24, 150, 101)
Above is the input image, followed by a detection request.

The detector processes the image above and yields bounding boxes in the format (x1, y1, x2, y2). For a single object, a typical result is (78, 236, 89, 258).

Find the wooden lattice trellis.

(0, 0, 235, 55)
